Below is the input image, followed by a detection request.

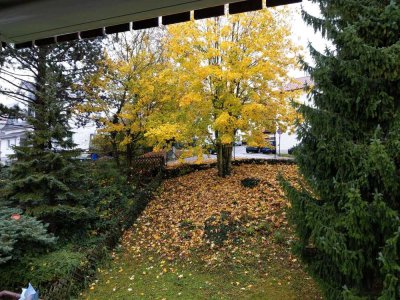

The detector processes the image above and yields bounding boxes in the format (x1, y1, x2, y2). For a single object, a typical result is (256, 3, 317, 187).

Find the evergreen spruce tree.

(283, 1, 400, 299)
(0, 206, 56, 265)
(0, 169, 54, 268)
(0, 40, 102, 236)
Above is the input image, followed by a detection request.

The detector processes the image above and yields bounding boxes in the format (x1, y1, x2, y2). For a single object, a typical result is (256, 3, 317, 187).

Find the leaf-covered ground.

(81, 163, 322, 299)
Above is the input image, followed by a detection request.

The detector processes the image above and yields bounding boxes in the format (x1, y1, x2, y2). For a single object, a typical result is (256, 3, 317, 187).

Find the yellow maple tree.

(76, 31, 167, 168)
(147, 9, 300, 176)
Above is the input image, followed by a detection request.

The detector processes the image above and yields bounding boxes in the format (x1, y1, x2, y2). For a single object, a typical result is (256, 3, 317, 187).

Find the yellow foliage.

(104, 123, 125, 133)
(76, 30, 168, 151)
(160, 9, 301, 149)
(245, 130, 266, 147)
(220, 134, 233, 144)
(145, 123, 183, 150)
(76, 9, 303, 156)
(180, 92, 202, 107)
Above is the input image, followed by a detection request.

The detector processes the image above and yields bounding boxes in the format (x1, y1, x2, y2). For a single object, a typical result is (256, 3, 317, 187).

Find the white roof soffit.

(0, 0, 301, 48)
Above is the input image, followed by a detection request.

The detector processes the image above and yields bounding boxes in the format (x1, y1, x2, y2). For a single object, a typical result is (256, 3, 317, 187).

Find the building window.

(7, 139, 16, 148)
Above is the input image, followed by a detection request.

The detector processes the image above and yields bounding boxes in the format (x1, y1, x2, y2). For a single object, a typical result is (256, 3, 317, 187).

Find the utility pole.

(279, 133, 281, 156)
(277, 128, 282, 157)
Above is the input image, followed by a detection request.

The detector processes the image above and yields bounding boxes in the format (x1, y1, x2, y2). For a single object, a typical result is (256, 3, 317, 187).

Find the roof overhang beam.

(0, 0, 301, 48)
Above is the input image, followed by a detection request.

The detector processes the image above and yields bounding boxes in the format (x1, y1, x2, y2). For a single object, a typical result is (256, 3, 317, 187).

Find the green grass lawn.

(81, 246, 321, 300)
(80, 164, 322, 300)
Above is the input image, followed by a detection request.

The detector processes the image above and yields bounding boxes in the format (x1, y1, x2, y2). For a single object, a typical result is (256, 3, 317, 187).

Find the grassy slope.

(81, 164, 322, 300)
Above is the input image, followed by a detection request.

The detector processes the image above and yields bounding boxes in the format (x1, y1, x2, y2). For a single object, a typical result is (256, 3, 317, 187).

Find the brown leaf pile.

(123, 163, 298, 262)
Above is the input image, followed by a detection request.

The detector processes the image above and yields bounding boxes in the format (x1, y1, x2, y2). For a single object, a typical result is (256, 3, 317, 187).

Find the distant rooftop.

(0, 118, 29, 132)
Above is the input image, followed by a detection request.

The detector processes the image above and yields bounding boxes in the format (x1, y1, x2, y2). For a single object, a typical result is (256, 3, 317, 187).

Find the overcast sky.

(289, 0, 330, 77)
(0, 0, 327, 107)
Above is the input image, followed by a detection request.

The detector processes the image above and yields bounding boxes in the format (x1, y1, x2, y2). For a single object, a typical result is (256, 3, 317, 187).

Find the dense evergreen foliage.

(0, 158, 141, 291)
(0, 39, 161, 293)
(0, 41, 106, 290)
(0, 167, 56, 265)
(5, 96, 91, 234)
(0, 42, 102, 236)
(0, 206, 56, 265)
(283, 1, 400, 299)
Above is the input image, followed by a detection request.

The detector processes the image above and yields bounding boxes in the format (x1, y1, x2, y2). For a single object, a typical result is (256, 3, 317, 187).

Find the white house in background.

(0, 117, 97, 163)
(208, 76, 313, 154)
(0, 118, 29, 163)
(72, 124, 97, 150)
(278, 76, 313, 154)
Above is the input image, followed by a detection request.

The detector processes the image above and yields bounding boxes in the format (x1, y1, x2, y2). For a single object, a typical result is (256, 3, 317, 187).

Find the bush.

(0, 156, 160, 294)
(241, 178, 260, 188)
(0, 206, 56, 266)
(0, 248, 85, 290)
(0, 160, 133, 290)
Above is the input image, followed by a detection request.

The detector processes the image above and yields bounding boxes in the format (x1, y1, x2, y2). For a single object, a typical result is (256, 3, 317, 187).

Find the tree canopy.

(76, 31, 168, 169)
(146, 10, 300, 176)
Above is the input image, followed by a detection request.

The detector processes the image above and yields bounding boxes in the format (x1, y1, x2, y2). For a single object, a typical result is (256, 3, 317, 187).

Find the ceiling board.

(0, 0, 230, 43)
(0, 0, 301, 44)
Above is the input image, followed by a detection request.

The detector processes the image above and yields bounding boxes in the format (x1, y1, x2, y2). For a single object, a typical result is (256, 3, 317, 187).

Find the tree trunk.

(111, 138, 120, 168)
(111, 113, 120, 167)
(217, 143, 233, 177)
(126, 142, 134, 179)
(33, 47, 48, 151)
(126, 143, 133, 168)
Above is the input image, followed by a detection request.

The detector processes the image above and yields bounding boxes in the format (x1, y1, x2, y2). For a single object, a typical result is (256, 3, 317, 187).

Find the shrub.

(0, 248, 84, 290)
(241, 178, 261, 188)
(0, 159, 133, 290)
(0, 206, 56, 266)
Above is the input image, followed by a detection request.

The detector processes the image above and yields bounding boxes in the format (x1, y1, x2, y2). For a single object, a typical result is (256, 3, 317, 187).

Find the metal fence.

(130, 155, 165, 184)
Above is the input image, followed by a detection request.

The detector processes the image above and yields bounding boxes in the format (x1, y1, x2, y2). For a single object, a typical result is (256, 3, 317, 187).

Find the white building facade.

(0, 117, 97, 163)
(278, 76, 313, 154)
(0, 118, 29, 163)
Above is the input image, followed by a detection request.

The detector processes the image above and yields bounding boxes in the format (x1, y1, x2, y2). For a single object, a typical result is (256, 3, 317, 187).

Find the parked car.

(234, 141, 243, 146)
(246, 146, 260, 153)
(260, 147, 276, 154)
